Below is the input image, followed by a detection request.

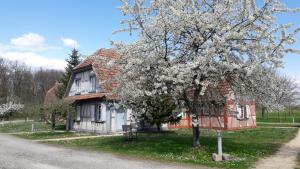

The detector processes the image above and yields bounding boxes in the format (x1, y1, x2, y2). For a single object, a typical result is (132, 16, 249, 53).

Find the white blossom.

(0, 102, 24, 117)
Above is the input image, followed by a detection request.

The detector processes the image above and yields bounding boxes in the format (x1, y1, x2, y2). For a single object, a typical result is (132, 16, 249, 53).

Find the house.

(64, 49, 132, 134)
(44, 82, 61, 106)
(168, 82, 256, 130)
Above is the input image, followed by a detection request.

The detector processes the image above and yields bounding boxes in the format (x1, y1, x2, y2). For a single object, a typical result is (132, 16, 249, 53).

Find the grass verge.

(296, 153, 300, 169)
(0, 122, 54, 133)
(15, 131, 95, 140)
(43, 128, 297, 169)
(257, 111, 300, 123)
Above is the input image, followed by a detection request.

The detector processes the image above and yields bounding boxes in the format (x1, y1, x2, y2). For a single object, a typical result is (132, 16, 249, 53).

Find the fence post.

(1, 119, 4, 127)
(292, 117, 295, 127)
(31, 123, 35, 132)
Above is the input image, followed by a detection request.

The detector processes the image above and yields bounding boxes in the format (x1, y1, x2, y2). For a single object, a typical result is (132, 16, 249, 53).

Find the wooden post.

(1, 119, 4, 127)
(31, 123, 35, 132)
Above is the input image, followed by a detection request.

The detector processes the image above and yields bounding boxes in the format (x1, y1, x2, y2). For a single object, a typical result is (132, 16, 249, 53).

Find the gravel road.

(0, 133, 210, 169)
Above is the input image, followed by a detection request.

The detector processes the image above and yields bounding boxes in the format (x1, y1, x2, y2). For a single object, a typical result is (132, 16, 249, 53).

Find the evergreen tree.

(57, 49, 81, 98)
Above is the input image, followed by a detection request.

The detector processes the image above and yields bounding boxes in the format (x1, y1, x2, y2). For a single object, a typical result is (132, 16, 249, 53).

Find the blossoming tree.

(107, 0, 300, 147)
(0, 102, 24, 122)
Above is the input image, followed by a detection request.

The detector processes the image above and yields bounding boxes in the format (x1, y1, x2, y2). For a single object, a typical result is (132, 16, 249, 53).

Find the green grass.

(15, 131, 94, 140)
(0, 122, 66, 133)
(257, 122, 300, 128)
(257, 111, 300, 123)
(296, 153, 300, 169)
(45, 128, 298, 169)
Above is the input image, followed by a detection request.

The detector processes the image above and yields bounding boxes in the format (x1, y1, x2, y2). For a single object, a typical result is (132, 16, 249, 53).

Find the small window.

(89, 75, 96, 92)
(75, 79, 81, 94)
(96, 105, 102, 121)
(76, 106, 81, 121)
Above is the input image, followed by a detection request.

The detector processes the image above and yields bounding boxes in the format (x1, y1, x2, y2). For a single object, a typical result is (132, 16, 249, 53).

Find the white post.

(217, 130, 222, 156)
(1, 119, 4, 127)
(31, 123, 35, 132)
(292, 117, 295, 126)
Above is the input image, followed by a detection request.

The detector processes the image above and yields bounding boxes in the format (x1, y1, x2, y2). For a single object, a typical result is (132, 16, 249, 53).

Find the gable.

(64, 48, 119, 100)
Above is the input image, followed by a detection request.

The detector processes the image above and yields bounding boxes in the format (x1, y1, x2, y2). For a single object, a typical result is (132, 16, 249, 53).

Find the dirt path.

(0, 133, 212, 169)
(252, 129, 300, 169)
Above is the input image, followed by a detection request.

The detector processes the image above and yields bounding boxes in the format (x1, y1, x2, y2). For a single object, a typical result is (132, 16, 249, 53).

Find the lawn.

(257, 122, 300, 128)
(45, 128, 298, 169)
(0, 122, 54, 133)
(257, 111, 300, 123)
(296, 153, 300, 169)
(0, 121, 94, 140)
(15, 131, 94, 140)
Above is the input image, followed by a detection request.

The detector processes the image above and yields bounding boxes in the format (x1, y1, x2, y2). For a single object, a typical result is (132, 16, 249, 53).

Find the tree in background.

(113, 0, 300, 147)
(131, 94, 180, 131)
(0, 101, 24, 123)
(57, 49, 81, 98)
(44, 100, 75, 130)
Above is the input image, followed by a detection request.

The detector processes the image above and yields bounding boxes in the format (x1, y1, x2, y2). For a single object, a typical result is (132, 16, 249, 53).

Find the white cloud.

(61, 37, 79, 48)
(10, 33, 61, 51)
(1, 51, 66, 70)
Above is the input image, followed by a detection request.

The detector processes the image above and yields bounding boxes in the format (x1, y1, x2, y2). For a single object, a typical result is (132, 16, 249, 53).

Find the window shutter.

(76, 106, 81, 121)
(91, 104, 95, 121)
(246, 105, 251, 119)
(236, 105, 242, 120)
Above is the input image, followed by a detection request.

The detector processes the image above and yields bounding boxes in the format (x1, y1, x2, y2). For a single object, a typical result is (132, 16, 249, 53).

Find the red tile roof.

(74, 48, 119, 70)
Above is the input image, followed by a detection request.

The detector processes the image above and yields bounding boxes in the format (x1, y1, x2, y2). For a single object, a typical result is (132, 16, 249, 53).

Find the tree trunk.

(156, 123, 161, 132)
(192, 114, 200, 147)
(51, 112, 56, 130)
(66, 111, 70, 131)
(261, 107, 266, 119)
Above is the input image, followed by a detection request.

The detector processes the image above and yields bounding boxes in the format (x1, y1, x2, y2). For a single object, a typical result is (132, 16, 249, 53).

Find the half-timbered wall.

(68, 69, 101, 96)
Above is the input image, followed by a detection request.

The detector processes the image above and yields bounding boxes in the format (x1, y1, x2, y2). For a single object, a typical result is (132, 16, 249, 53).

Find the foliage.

(109, 0, 300, 146)
(48, 128, 298, 169)
(240, 67, 299, 114)
(133, 94, 181, 131)
(57, 48, 81, 98)
(44, 100, 75, 129)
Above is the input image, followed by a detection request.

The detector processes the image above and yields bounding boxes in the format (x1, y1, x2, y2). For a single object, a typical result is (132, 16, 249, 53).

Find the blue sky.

(0, 0, 299, 82)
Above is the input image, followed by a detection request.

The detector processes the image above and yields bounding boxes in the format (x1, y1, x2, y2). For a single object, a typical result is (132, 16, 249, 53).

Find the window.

(75, 79, 81, 94)
(89, 75, 96, 92)
(237, 105, 247, 120)
(96, 105, 102, 121)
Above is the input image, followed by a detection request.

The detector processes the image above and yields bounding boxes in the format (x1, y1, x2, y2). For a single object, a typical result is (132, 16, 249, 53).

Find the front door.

(116, 108, 125, 131)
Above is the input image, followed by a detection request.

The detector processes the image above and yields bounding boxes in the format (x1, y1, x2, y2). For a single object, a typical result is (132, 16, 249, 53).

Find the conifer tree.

(57, 49, 81, 98)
